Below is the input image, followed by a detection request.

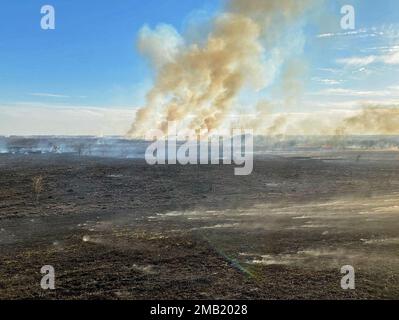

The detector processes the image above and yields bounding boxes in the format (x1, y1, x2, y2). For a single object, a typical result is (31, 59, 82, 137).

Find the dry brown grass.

(32, 175, 44, 202)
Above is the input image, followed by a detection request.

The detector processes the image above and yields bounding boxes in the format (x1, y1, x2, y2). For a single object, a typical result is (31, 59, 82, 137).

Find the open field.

(1, 152, 399, 299)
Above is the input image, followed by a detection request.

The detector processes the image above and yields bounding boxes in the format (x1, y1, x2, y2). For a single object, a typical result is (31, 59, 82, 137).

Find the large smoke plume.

(127, 0, 315, 137)
(127, 0, 399, 138)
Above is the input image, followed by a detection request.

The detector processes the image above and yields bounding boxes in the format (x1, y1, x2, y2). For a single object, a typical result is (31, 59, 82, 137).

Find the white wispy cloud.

(336, 41, 399, 67)
(317, 68, 341, 74)
(317, 25, 399, 40)
(337, 51, 399, 67)
(311, 77, 342, 85)
(310, 88, 399, 100)
(381, 51, 399, 64)
(323, 88, 390, 97)
(361, 45, 399, 54)
(336, 55, 377, 67)
(317, 28, 370, 39)
(29, 93, 70, 98)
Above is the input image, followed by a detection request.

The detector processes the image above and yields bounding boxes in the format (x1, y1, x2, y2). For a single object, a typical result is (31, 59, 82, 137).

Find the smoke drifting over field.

(259, 104, 399, 136)
(336, 106, 399, 136)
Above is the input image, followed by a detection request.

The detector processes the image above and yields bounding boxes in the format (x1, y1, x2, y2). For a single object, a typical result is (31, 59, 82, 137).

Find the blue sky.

(0, 0, 221, 108)
(0, 0, 398, 135)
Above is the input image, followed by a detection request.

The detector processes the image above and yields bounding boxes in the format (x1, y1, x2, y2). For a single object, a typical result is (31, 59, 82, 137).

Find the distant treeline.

(1, 136, 399, 157)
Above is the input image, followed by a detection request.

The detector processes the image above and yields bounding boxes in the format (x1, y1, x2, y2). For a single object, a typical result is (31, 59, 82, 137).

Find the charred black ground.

(1, 152, 399, 299)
